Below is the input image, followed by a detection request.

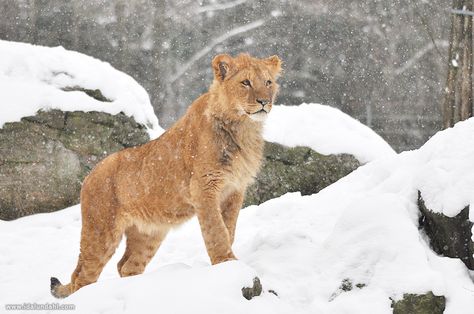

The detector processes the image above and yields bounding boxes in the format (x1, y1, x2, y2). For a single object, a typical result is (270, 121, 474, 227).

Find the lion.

(50, 53, 282, 298)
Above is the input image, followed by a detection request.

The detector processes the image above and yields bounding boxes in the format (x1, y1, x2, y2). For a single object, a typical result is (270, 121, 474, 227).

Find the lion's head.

(209, 53, 282, 122)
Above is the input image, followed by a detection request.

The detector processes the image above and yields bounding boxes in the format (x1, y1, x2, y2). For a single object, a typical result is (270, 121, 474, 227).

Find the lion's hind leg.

(51, 212, 124, 298)
(117, 224, 168, 277)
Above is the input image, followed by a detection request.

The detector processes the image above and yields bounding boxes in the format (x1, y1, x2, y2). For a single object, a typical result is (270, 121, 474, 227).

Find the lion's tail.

(50, 277, 72, 298)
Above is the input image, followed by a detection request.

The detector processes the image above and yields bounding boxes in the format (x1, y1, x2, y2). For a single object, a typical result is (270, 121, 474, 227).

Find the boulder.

(0, 109, 149, 220)
(418, 192, 473, 270)
(391, 292, 446, 314)
(244, 142, 360, 207)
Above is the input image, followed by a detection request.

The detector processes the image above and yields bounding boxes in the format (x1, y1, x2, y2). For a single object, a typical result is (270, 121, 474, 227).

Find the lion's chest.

(211, 118, 264, 190)
(222, 145, 262, 188)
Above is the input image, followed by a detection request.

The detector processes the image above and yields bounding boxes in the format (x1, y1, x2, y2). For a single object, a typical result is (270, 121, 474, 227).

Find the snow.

(0, 40, 163, 138)
(1, 117, 474, 313)
(264, 103, 396, 163)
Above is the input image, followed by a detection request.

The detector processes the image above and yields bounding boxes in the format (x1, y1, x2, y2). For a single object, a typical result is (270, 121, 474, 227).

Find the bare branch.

(394, 40, 449, 76)
(412, 0, 445, 60)
(451, 8, 474, 16)
(196, 0, 247, 14)
(169, 19, 265, 84)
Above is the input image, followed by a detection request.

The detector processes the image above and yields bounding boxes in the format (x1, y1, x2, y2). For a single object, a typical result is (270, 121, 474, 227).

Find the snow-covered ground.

(0, 40, 163, 137)
(1, 117, 473, 313)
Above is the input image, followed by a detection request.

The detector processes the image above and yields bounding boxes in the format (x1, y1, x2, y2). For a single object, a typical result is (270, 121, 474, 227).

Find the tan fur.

(51, 53, 282, 298)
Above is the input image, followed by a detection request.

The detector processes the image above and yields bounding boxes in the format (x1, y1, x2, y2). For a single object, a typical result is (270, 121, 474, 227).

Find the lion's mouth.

(247, 109, 268, 122)
(246, 108, 268, 115)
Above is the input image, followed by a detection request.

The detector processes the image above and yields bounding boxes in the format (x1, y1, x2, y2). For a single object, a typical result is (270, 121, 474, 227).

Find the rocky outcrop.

(391, 292, 446, 314)
(244, 142, 360, 207)
(0, 109, 149, 220)
(1, 123, 361, 220)
(418, 192, 474, 270)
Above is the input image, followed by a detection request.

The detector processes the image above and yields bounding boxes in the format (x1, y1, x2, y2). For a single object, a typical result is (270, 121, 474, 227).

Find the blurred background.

(0, 0, 450, 152)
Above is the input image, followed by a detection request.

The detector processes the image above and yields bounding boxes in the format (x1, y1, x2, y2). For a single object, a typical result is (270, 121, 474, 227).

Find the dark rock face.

(244, 142, 360, 207)
(418, 192, 474, 270)
(0, 110, 149, 220)
(391, 292, 446, 314)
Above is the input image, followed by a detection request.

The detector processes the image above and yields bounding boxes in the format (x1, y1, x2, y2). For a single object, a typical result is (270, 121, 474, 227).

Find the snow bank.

(1, 118, 473, 313)
(0, 40, 163, 138)
(264, 103, 395, 163)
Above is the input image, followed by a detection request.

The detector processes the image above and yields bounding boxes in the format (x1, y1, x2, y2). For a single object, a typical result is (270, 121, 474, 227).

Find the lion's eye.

(266, 80, 272, 87)
(241, 79, 251, 87)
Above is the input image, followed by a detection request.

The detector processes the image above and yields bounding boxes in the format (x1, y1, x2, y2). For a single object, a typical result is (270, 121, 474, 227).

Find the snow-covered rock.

(417, 117, 474, 270)
(244, 103, 396, 206)
(264, 103, 396, 163)
(1, 118, 473, 313)
(0, 40, 162, 220)
(391, 292, 445, 313)
(0, 40, 163, 138)
(419, 197, 472, 270)
(245, 103, 396, 206)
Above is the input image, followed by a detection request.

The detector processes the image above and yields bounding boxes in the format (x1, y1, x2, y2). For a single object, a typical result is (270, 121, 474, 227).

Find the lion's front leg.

(191, 174, 236, 265)
(221, 190, 244, 245)
(196, 206, 236, 264)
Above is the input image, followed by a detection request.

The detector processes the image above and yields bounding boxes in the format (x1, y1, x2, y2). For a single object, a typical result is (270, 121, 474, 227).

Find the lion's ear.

(212, 54, 235, 81)
(265, 55, 282, 78)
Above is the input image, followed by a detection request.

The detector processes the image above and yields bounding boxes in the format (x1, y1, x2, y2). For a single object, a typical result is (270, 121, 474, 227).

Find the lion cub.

(51, 53, 282, 298)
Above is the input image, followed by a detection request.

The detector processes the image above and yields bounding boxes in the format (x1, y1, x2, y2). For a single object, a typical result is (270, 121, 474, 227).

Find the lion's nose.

(256, 99, 270, 106)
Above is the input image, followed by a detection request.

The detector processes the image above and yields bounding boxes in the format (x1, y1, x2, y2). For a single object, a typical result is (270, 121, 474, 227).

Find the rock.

(339, 278, 353, 292)
(0, 109, 149, 220)
(391, 292, 446, 314)
(61, 86, 112, 103)
(418, 192, 474, 270)
(241, 277, 263, 300)
(244, 142, 360, 207)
